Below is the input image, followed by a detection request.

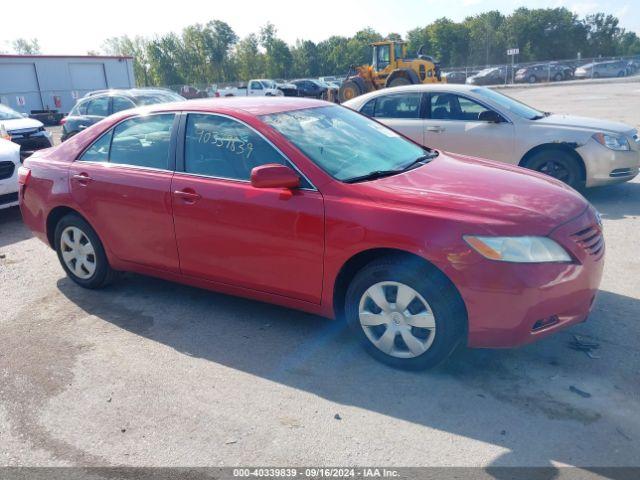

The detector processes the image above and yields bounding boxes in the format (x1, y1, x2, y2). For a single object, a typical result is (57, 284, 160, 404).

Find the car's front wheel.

(524, 149, 584, 190)
(345, 257, 466, 370)
(54, 213, 118, 289)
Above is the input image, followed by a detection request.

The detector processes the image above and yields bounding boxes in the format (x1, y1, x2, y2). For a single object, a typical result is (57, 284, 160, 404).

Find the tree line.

(7, 7, 640, 87)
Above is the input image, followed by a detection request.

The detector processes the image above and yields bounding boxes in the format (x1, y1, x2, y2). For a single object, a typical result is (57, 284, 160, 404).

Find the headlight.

(464, 235, 572, 263)
(593, 132, 630, 151)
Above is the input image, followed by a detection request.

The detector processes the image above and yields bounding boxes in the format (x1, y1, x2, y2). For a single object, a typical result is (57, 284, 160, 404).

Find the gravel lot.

(1, 81, 639, 468)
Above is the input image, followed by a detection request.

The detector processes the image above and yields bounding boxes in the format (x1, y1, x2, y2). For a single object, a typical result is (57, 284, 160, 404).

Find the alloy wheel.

(358, 281, 436, 359)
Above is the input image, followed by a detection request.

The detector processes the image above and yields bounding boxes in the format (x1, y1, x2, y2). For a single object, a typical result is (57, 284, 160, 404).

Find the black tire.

(54, 213, 118, 289)
(523, 149, 584, 190)
(344, 256, 466, 370)
(617, 71, 625, 77)
(338, 79, 363, 103)
(528, 75, 537, 84)
(388, 76, 412, 88)
(553, 73, 563, 82)
(593, 72, 600, 78)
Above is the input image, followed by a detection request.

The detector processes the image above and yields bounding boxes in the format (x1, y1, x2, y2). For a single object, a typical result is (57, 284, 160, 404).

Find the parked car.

(179, 85, 209, 99)
(274, 80, 298, 97)
(443, 71, 469, 84)
(515, 63, 573, 83)
(574, 60, 628, 79)
(344, 84, 640, 189)
(21, 97, 604, 370)
(61, 89, 185, 142)
(220, 79, 284, 97)
(0, 138, 20, 209)
(291, 79, 328, 98)
(0, 104, 53, 160)
(466, 66, 514, 85)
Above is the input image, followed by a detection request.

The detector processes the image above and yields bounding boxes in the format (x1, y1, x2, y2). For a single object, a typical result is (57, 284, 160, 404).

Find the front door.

(69, 113, 180, 272)
(424, 92, 515, 163)
(170, 113, 325, 303)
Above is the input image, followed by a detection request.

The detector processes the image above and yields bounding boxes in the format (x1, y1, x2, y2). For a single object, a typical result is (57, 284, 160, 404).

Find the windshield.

(0, 104, 22, 121)
(261, 106, 429, 182)
(262, 80, 277, 89)
(471, 88, 545, 120)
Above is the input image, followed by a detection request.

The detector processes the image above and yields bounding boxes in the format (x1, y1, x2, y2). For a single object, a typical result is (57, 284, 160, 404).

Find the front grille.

(0, 191, 18, 206)
(571, 225, 604, 258)
(0, 161, 16, 180)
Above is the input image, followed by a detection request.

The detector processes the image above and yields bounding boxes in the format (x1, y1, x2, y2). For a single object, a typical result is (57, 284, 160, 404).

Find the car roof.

(343, 83, 487, 106)
(122, 97, 331, 117)
(83, 88, 179, 99)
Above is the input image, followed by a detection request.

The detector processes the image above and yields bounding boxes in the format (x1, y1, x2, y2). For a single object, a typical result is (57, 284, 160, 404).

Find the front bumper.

(9, 132, 53, 161)
(458, 207, 604, 348)
(578, 137, 640, 187)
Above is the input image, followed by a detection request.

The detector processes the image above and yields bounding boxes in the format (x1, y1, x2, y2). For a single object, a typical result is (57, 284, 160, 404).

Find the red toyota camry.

(19, 97, 604, 369)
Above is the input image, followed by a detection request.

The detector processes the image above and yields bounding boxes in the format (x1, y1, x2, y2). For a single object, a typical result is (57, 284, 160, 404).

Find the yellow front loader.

(338, 41, 445, 103)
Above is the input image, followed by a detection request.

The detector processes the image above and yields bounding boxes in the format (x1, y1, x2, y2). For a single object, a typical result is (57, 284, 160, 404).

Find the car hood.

(1, 117, 43, 132)
(537, 114, 633, 135)
(356, 152, 589, 235)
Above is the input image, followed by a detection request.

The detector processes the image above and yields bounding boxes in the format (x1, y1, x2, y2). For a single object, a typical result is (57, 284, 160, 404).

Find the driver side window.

(430, 93, 493, 121)
(184, 114, 310, 187)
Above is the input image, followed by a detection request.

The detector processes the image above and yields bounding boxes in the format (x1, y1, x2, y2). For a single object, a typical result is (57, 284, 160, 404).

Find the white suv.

(344, 84, 640, 189)
(0, 138, 20, 210)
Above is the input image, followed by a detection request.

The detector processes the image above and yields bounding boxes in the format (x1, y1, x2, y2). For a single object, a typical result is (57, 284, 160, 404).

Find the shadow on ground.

(584, 181, 640, 220)
(56, 273, 640, 470)
(0, 206, 32, 249)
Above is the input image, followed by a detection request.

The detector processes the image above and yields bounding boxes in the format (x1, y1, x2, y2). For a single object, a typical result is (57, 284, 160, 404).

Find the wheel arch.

(519, 143, 586, 182)
(46, 206, 90, 248)
(385, 69, 420, 87)
(332, 248, 468, 330)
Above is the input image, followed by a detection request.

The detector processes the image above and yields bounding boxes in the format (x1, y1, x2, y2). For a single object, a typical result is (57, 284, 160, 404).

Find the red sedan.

(19, 98, 604, 369)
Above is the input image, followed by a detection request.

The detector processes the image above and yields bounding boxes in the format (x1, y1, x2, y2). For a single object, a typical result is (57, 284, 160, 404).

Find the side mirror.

(479, 110, 503, 123)
(250, 164, 300, 189)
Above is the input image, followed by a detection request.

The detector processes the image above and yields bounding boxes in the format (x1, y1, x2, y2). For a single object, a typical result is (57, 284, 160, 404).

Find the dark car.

(61, 89, 185, 141)
(515, 63, 573, 83)
(465, 66, 514, 86)
(443, 71, 476, 84)
(291, 79, 328, 98)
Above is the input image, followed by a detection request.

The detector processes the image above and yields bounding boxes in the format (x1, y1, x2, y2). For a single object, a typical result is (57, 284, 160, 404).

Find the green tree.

(584, 13, 623, 57)
(12, 38, 40, 54)
(233, 34, 265, 81)
(260, 23, 293, 78)
(292, 40, 320, 78)
(464, 11, 506, 66)
(426, 18, 469, 66)
(103, 35, 148, 86)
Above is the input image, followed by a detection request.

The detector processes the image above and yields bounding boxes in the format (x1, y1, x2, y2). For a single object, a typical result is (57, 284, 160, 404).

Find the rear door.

(359, 92, 425, 145)
(69, 113, 180, 272)
(170, 112, 324, 303)
(423, 92, 515, 163)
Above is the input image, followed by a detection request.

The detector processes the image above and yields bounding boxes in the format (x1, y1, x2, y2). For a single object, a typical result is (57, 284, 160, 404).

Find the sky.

(0, 0, 637, 55)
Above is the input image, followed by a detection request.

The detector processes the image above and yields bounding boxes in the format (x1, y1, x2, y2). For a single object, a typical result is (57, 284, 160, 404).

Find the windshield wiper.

(343, 152, 437, 184)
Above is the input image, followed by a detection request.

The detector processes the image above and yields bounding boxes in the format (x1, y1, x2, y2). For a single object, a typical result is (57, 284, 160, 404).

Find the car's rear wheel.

(345, 257, 466, 370)
(54, 213, 117, 289)
(524, 149, 584, 190)
(528, 75, 537, 83)
(553, 73, 563, 81)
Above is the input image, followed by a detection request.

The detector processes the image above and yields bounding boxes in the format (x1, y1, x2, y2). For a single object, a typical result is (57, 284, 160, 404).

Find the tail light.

(59, 117, 67, 126)
(18, 166, 31, 185)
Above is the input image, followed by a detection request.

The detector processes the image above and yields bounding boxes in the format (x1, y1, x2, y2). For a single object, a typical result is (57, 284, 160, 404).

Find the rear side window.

(79, 114, 175, 169)
(110, 114, 175, 169)
(369, 93, 422, 119)
(360, 99, 376, 117)
(184, 113, 310, 187)
(86, 97, 110, 117)
(71, 100, 89, 116)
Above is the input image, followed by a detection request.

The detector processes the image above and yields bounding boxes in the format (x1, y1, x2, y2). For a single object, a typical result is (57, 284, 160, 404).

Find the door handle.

(71, 173, 93, 184)
(425, 126, 445, 133)
(173, 189, 201, 203)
